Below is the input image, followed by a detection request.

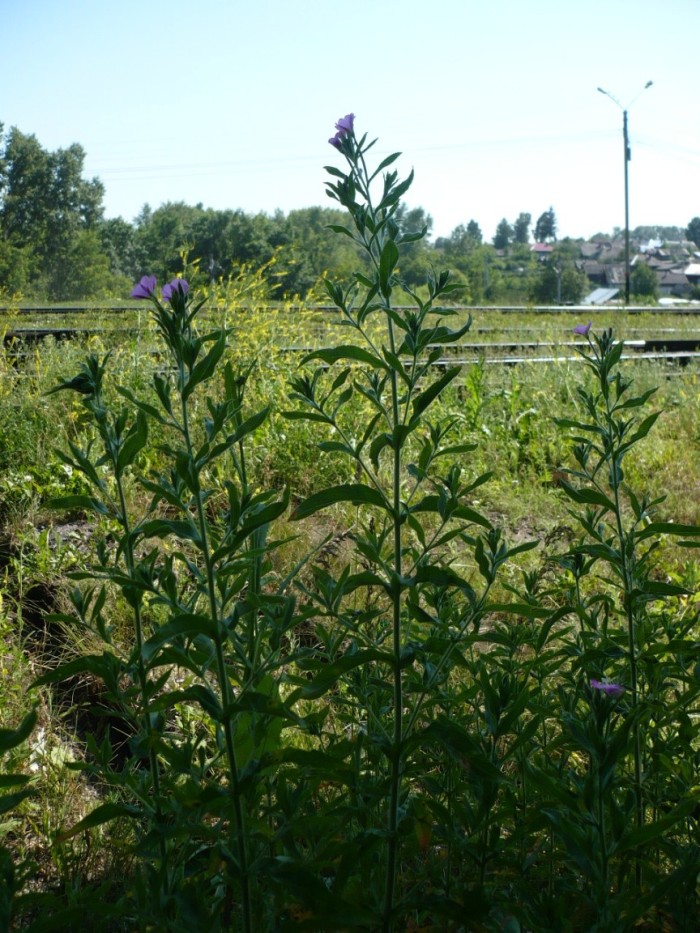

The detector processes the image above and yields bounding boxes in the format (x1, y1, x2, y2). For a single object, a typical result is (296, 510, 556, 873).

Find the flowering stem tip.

(161, 279, 189, 302)
(591, 679, 624, 697)
(329, 112, 355, 148)
(131, 275, 157, 300)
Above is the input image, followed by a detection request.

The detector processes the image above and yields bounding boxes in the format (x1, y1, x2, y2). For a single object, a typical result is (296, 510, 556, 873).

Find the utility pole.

(598, 82, 653, 304)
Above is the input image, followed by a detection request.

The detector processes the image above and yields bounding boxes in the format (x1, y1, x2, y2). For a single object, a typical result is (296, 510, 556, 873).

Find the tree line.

(1, 124, 698, 304)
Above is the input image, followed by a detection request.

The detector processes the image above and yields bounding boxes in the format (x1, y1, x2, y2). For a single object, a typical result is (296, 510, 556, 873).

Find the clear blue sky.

(3, 0, 698, 241)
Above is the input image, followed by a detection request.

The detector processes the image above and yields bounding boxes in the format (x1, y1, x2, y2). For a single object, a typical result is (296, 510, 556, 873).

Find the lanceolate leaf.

(46, 495, 110, 516)
(635, 521, 700, 542)
(182, 330, 226, 400)
(379, 239, 399, 297)
(295, 647, 394, 699)
(559, 480, 616, 512)
(291, 483, 387, 520)
(0, 710, 37, 752)
(301, 345, 388, 370)
(56, 802, 143, 842)
(411, 366, 461, 420)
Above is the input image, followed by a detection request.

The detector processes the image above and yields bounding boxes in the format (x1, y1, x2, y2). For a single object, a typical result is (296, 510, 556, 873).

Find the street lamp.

(597, 81, 653, 304)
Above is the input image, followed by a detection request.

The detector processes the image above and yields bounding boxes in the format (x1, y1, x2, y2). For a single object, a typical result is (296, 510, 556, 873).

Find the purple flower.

(131, 275, 157, 300)
(335, 113, 355, 135)
(591, 679, 624, 697)
(161, 278, 189, 302)
(573, 321, 592, 336)
(329, 113, 355, 148)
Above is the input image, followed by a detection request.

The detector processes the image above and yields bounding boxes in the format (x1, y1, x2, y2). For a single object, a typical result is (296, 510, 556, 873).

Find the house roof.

(683, 263, 700, 277)
(583, 287, 620, 305)
(605, 265, 626, 285)
(658, 271, 690, 285)
(581, 260, 606, 275)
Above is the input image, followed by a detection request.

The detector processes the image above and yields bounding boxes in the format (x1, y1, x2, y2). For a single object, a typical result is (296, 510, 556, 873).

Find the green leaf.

(559, 480, 615, 512)
(32, 653, 123, 688)
(0, 710, 37, 752)
(301, 345, 388, 371)
(46, 495, 110, 516)
(642, 580, 690, 598)
(183, 330, 226, 400)
(628, 410, 661, 444)
(326, 223, 355, 239)
(487, 602, 552, 619)
(140, 517, 201, 544)
(282, 410, 332, 424)
(141, 614, 219, 662)
(615, 797, 698, 854)
(0, 787, 35, 816)
(369, 432, 391, 470)
(411, 366, 461, 420)
(116, 409, 148, 473)
(150, 684, 223, 720)
(291, 483, 387, 520)
(369, 151, 401, 180)
(55, 802, 142, 842)
(433, 442, 478, 459)
(296, 648, 393, 699)
(379, 238, 399, 297)
(636, 521, 700, 542)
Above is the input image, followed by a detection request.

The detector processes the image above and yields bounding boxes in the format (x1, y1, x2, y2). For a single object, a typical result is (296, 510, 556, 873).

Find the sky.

(3, 0, 699, 242)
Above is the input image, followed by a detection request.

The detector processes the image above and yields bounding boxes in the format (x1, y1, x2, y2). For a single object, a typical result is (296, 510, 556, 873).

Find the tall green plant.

(35, 276, 295, 931)
(285, 113, 535, 930)
(551, 324, 700, 912)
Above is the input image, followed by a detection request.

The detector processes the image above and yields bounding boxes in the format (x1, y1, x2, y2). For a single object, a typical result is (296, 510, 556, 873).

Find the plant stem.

(179, 361, 252, 933)
(607, 397, 644, 886)
(383, 291, 403, 933)
(114, 473, 167, 870)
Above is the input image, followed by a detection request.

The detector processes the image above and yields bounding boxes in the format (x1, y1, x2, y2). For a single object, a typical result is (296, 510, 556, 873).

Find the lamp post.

(597, 81, 653, 304)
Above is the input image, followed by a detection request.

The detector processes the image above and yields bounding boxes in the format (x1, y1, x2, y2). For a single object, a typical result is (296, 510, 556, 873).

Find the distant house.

(683, 263, 700, 287)
(530, 243, 553, 261)
(580, 260, 607, 285)
(657, 270, 691, 297)
(645, 256, 677, 272)
(605, 264, 626, 288)
(598, 238, 626, 262)
(580, 242, 603, 260)
(583, 287, 620, 305)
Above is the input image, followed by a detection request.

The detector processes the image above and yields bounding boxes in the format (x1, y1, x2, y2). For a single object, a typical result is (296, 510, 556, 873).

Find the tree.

(280, 206, 365, 296)
(531, 241, 586, 303)
(466, 219, 482, 244)
(686, 217, 700, 248)
(99, 217, 139, 282)
(630, 261, 658, 300)
(436, 221, 482, 258)
(513, 212, 531, 245)
(493, 218, 513, 250)
(0, 125, 106, 297)
(133, 201, 205, 281)
(535, 207, 557, 243)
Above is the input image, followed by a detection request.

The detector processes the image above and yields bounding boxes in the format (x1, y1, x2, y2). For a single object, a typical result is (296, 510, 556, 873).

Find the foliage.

(493, 217, 513, 250)
(528, 239, 586, 303)
(0, 125, 106, 299)
(513, 211, 531, 245)
(685, 216, 700, 248)
(535, 206, 557, 243)
(630, 261, 659, 300)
